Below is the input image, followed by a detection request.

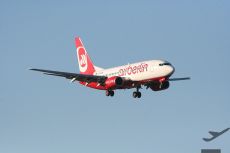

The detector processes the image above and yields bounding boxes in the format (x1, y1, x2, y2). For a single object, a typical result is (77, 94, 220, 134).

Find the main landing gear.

(106, 90, 114, 97)
(105, 87, 142, 98)
(133, 86, 141, 98)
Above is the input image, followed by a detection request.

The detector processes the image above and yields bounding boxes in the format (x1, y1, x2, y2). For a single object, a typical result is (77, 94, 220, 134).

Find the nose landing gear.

(133, 86, 141, 98)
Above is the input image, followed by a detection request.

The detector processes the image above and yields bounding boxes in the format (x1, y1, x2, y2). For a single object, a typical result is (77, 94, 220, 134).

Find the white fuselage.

(94, 60, 175, 81)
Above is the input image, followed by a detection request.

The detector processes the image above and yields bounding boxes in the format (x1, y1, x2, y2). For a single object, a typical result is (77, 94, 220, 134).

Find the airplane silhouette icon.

(203, 128, 230, 142)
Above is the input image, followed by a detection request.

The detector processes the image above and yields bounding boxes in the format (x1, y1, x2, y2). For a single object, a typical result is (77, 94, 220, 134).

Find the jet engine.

(150, 81, 170, 91)
(105, 76, 124, 89)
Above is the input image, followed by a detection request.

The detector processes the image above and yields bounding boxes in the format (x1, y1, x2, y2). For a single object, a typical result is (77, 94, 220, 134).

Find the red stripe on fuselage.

(78, 76, 169, 90)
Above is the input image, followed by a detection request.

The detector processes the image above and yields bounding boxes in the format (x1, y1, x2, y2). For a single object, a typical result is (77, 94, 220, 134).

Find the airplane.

(30, 37, 190, 98)
(203, 128, 230, 142)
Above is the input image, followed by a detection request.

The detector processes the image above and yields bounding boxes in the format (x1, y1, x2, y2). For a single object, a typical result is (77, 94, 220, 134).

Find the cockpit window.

(159, 62, 171, 66)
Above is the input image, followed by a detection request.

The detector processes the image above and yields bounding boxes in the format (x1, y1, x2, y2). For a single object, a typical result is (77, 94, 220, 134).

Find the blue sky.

(0, 0, 230, 153)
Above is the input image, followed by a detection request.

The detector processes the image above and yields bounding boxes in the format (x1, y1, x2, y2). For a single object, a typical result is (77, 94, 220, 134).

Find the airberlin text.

(119, 63, 148, 76)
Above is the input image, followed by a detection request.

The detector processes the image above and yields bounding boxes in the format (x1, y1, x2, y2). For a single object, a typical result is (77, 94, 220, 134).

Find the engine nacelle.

(150, 81, 170, 91)
(105, 76, 124, 89)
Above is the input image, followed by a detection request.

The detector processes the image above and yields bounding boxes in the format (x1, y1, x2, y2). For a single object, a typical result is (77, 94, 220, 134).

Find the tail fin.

(75, 37, 95, 74)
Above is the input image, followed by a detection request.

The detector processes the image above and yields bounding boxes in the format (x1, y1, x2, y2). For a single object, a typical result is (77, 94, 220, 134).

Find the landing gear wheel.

(106, 90, 110, 96)
(133, 86, 142, 98)
(133, 92, 138, 98)
(133, 91, 141, 98)
(110, 91, 114, 97)
(137, 92, 141, 98)
(106, 90, 114, 97)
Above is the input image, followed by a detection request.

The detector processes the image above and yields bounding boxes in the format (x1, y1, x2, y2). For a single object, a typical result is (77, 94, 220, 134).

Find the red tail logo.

(75, 37, 95, 74)
(77, 46, 88, 72)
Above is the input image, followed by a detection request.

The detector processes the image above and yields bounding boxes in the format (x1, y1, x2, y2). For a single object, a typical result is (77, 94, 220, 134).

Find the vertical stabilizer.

(75, 37, 95, 74)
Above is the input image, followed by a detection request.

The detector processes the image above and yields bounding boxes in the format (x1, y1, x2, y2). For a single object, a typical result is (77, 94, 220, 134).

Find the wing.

(168, 77, 191, 81)
(29, 68, 107, 84)
(209, 131, 219, 137)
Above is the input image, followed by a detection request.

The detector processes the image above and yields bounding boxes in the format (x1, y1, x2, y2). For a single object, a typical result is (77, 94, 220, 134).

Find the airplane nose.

(167, 65, 175, 75)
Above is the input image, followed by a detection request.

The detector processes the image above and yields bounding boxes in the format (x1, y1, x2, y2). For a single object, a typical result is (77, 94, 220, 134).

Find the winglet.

(203, 138, 211, 142)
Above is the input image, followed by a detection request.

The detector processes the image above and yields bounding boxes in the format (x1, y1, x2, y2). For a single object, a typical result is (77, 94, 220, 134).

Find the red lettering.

(132, 66, 137, 74)
(127, 66, 132, 75)
(118, 63, 148, 76)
